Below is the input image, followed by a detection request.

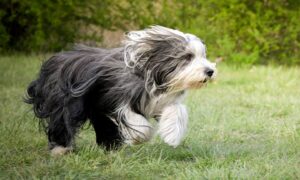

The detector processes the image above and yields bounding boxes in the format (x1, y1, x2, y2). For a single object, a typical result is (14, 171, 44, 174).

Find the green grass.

(0, 55, 299, 179)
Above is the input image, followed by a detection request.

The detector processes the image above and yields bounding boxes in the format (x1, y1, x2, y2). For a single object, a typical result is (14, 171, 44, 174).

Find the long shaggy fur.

(25, 26, 216, 154)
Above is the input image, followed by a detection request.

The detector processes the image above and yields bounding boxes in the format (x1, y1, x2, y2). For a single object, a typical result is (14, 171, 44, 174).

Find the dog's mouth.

(196, 77, 214, 86)
(202, 75, 216, 83)
(200, 77, 210, 84)
(168, 77, 212, 91)
(185, 79, 208, 89)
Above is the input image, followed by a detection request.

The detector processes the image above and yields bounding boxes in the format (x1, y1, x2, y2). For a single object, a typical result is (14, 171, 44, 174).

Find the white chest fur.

(144, 91, 186, 118)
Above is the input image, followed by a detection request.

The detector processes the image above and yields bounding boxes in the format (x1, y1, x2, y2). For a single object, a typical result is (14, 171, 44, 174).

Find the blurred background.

(0, 0, 299, 65)
(1, 1, 300, 178)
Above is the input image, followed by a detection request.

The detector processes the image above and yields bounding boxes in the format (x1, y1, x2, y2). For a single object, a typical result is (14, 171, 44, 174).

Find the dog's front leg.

(158, 104, 188, 147)
(121, 108, 154, 145)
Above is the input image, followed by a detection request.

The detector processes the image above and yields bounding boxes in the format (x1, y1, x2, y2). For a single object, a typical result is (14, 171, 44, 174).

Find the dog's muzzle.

(202, 68, 216, 83)
(205, 68, 215, 78)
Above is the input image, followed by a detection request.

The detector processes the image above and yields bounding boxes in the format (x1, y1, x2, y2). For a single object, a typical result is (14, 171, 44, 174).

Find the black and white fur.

(25, 26, 216, 155)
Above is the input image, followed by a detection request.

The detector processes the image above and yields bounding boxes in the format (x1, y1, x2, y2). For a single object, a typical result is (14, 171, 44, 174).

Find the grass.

(0, 55, 299, 179)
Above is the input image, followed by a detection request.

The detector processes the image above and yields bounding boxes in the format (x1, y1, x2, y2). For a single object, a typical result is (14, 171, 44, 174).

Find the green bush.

(160, 0, 300, 65)
(0, 0, 114, 51)
(0, 0, 299, 65)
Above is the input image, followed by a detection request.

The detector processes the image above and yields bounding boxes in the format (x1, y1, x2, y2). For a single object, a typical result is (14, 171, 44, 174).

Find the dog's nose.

(205, 68, 214, 77)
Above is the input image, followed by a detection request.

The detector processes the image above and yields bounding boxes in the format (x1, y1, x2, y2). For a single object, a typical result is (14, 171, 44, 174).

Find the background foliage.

(0, 0, 299, 64)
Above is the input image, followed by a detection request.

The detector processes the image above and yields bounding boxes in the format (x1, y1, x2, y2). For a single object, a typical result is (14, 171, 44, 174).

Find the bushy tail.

(24, 78, 48, 119)
(25, 80, 37, 104)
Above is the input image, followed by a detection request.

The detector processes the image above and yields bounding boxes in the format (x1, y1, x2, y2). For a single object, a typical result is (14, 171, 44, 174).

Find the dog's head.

(124, 26, 216, 93)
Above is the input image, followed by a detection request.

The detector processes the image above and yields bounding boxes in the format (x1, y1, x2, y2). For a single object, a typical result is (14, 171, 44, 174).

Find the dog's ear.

(123, 26, 187, 70)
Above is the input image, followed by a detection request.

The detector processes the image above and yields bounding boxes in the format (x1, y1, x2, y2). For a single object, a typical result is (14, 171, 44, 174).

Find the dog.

(25, 26, 216, 155)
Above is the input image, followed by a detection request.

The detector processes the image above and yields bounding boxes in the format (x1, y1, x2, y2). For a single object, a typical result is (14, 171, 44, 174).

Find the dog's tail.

(24, 74, 49, 119)
(25, 80, 37, 105)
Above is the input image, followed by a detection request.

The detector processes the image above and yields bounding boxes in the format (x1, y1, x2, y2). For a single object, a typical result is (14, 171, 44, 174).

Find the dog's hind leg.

(48, 114, 74, 155)
(89, 115, 123, 150)
(48, 98, 87, 155)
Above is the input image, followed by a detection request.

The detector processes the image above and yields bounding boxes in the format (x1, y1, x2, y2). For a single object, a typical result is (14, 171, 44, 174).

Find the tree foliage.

(0, 0, 299, 64)
(0, 0, 114, 51)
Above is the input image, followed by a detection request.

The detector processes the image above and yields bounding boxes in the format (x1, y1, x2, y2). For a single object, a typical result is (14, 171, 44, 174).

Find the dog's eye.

(185, 53, 194, 61)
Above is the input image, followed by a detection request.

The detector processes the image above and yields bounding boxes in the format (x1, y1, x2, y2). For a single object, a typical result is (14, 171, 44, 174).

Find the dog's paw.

(159, 130, 182, 148)
(51, 146, 72, 156)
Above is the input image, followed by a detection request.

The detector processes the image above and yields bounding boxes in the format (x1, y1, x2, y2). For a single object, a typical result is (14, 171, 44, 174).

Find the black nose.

(205, 68, 214, 77)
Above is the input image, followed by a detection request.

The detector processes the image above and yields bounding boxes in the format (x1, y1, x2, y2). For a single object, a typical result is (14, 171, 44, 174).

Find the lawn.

(0, 55, 299, 179)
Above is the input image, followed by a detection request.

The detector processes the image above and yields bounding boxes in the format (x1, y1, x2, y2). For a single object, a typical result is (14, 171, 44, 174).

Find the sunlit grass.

(0, 55, 299, 179)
